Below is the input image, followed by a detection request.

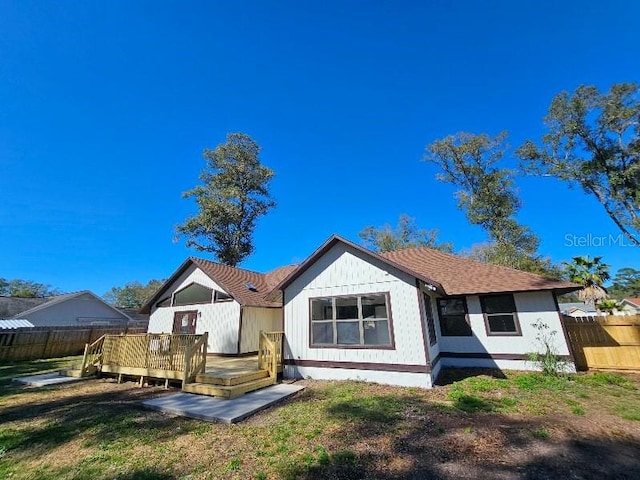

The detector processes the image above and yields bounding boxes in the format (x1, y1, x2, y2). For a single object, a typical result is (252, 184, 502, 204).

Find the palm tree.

(563, 256, 610, 306)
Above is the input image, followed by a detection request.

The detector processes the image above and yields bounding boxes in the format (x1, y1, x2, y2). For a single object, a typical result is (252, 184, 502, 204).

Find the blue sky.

(1, 1, 639, 296)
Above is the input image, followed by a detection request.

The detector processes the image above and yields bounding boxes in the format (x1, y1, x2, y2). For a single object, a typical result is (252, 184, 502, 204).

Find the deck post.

(80, 343, 89, 376)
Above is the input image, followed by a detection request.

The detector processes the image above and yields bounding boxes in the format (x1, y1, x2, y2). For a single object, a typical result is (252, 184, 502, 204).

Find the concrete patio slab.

(13, 373, 88, 387)
(142, 383, 305, 423)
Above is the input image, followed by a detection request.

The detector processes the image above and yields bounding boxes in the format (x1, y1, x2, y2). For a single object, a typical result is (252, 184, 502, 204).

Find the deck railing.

(101, 333, 204, 372)
(183, 332, 208, 385)
(80, 334, 106, 376)
(258, 331, 283, 382)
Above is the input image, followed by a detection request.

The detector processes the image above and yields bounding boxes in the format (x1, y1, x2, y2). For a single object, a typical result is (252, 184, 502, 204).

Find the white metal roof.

(0, 319, 35, 329)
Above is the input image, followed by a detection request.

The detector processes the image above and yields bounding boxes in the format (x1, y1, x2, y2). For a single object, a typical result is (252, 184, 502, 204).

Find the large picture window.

(437, 297, 471, 336)
(310, 293, 393, 347)
(480, 294, 521, 336)
(173, 283, 213, 306)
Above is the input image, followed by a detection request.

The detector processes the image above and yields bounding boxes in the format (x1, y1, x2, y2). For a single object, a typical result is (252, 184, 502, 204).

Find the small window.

(156, 296, 171, 308)
(214, 290, 233, 302)
(173, 283, 213, 306)
(437, 297, 471, 336)
(480, 294, 521, 335)
(310, 293, 392, 348)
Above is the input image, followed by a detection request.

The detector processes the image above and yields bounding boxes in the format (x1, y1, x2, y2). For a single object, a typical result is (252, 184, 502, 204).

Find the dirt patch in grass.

(1, 363, 639, 479)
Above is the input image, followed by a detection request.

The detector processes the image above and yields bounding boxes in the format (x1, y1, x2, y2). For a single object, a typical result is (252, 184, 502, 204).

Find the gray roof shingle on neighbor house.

(0, 296, 51, 318)
(0, 291, 132, 326)
(117, 308, 150, 325)
(558, 302, 597, 314)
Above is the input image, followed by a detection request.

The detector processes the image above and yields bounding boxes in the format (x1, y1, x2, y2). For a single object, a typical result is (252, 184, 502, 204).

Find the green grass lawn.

(0, 356, 82, 395)
(1, 359, 639, 479)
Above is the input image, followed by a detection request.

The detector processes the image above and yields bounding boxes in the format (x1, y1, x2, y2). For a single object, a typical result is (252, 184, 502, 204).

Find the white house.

(0, 291, 131, 327)
(270, 236, 579, 388)
(143, 236, 579, 387)
(559, 302, 598, 317)
(141, 258, 296, 354)
(619, 298, 640, 315)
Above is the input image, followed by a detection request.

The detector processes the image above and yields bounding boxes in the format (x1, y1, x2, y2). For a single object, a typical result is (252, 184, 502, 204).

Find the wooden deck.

(203, 355, 283, 378)
(204, 355, 261, 378)
(68, 331, 284, 399)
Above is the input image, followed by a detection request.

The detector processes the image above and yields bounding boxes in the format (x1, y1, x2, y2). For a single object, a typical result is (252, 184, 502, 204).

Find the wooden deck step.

(183, 376, 275, 399)
(59, 368, 84, 378)
(195, 369, 269, 386)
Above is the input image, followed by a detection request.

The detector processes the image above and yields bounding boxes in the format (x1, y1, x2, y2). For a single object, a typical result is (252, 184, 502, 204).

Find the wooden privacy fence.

(562, 314, 640, 371)
(0, 326, 146, 362)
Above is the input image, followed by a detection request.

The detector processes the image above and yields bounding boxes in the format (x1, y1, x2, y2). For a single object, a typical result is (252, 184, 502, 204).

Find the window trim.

(480, 294, 522, 337)
(308, 292, 396, 350)
(156, 296, 171, 308)
(214, 290, 234, 303)
(172, 310, 198, 334)
(172, 282, 213, 307)
(436, 297, 472, 337)
(423, 292, 437, 346)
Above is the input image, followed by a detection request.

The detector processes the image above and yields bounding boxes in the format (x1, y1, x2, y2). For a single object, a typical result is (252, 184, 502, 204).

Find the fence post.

(42, 330, 53, 359)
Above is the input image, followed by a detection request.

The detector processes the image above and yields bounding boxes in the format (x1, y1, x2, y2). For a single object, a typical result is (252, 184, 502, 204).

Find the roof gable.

(12, 291, 133, 321)
(140, 258, 298, 313)
(269, 235, 444, 296)
(270, 235, 578, 297)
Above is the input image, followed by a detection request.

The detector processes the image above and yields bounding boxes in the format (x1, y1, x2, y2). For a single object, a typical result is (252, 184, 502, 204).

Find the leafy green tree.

(424, 132, 556, 274)
(359, 214, 454, 253)
(176, 133, 276, 266)
(597, 298, 622, 315)
(563, 255, 610, 305)
(103, 279, 164, 309)
(0, 279, 59, 297)
(463, 243, 564, 278)
(518, 83, 640, 246)
(608, 267, 640, 299)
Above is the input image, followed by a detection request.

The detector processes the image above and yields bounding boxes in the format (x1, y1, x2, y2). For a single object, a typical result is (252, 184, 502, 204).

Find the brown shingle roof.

(270, 235, 578, 297)
(191, 258, 297, 308)
(381, 246, 578, 295)
(140, 258, 299, 312)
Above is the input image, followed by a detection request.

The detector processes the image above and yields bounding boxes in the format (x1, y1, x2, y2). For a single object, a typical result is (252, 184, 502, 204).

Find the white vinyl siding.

(147, 265, 240, 354)
(283, 243, 429, 379)
(438, 291, 572, 358)
(19, 293, 129, 327)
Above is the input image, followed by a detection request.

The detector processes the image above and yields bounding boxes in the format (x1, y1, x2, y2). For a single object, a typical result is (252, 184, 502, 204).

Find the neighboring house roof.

(0, 319, 35, 329)
(117, 308, 150, 324)
(559, 302, 597, 314)
(272, 235, 579, 297)
(3, 291, 133, 322)
(0, 296, 50, 318)
(622, 298, 640, 308)
(140, 258, 298, 313)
